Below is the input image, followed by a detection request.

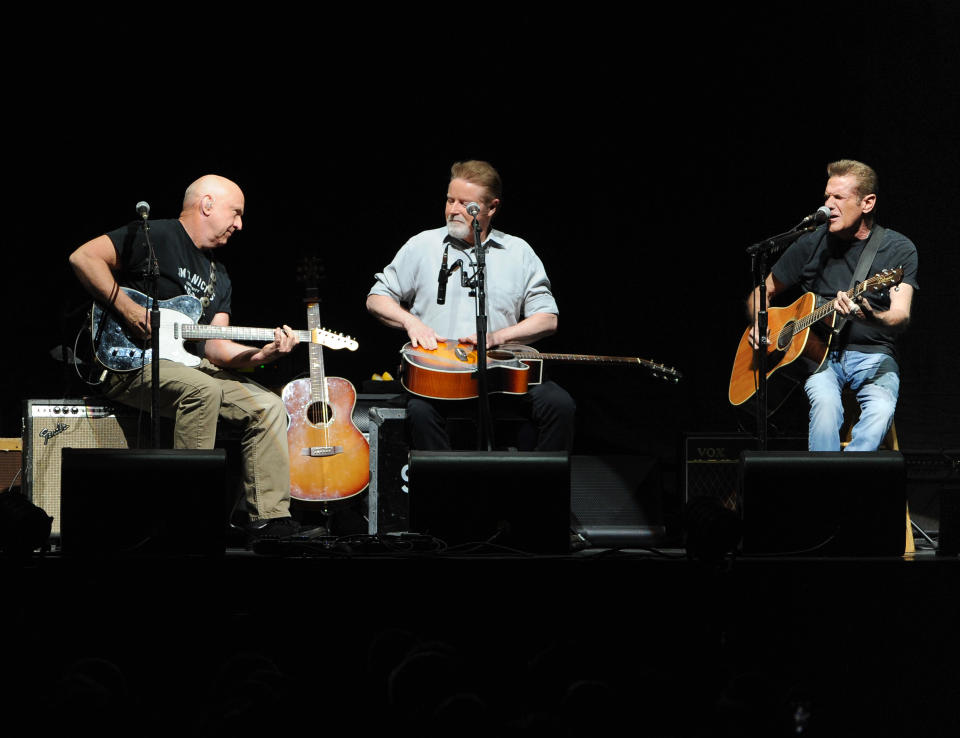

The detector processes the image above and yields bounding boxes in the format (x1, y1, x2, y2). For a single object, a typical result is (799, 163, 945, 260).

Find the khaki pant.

(103, 358, 291, 521)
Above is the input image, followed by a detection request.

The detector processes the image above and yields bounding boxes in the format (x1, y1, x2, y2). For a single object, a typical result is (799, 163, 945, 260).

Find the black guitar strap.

(832, 224, 885, 336)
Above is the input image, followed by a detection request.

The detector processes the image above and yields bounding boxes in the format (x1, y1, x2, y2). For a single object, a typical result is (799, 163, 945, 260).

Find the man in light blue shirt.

(366, 160, 575, 450)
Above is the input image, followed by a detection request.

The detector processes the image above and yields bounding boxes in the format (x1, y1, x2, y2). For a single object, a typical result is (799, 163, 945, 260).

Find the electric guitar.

(400, 341, 682, 400)
(90, 287, 358, 372)
(282, 265, 369, 502)
(728, 267, 904, 406)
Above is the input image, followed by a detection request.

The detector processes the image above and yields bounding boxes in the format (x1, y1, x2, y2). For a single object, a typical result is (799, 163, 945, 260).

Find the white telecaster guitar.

(90, 287, 358, 372)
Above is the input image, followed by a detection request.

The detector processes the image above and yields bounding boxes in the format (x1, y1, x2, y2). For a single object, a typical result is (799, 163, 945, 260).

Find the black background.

(5, 3, 959, 460)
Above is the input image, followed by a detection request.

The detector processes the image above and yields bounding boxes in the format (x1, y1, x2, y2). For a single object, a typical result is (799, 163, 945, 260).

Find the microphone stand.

(141, 212, 162, 448)
(468, 217, 494, 451)
(745, 223, 816, 451)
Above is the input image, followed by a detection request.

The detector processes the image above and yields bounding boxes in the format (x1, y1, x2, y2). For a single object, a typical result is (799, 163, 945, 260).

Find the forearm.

(746, 287, 762, 321)
(746, 274, 781, 322)
(203, 339, 278, 369)
(69, 241, 146, 329)
(366, 294, 416, 331)
(867, 305, 911, 333)
(490, 312, 558, 346)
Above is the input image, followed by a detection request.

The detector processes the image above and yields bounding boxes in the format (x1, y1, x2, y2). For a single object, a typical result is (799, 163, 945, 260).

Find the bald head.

(179, 174, 245, 249)
(182, 174, 243, 213)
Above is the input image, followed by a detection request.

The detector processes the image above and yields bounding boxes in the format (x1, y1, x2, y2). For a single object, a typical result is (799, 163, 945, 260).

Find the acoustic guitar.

(400, 341, 682, 400)
(282, 288, 370, 502)
(728, 267, 904, 406)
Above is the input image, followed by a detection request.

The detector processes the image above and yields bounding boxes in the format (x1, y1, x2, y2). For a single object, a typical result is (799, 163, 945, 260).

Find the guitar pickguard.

(91, 291, 204, 371)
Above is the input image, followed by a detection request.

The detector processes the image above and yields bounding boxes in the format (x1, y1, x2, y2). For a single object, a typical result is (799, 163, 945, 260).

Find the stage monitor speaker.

(739, 450, 907, 556)
(408, 450, 570, 554)
(570, 455, 665, 547)
(352, 393, 405, 437)
(22, 398, 160, 536)
(368, 407, 409, 535)
(59, 448, 228, 556)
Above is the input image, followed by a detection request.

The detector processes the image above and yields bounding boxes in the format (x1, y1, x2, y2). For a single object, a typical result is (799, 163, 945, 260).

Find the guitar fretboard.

(178, 325, 312, 343)
(306, 302, 328, 404)
(514, 352, 680, 378)
(783, 270, 901, 339)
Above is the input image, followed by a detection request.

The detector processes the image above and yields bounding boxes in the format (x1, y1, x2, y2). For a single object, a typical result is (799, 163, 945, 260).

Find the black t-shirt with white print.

(105, 218, 232, 325)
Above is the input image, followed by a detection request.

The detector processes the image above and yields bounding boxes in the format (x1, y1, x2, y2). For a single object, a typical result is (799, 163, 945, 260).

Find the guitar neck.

(521, 352, 645, 366)
(515, 352, 673, 374)
(306, 302, 328, 401)
(179, 325, 312, 343)
(793, 282, 873, 332)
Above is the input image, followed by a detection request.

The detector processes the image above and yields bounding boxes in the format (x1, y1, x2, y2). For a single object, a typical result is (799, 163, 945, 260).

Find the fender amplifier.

(22, 398, 153, 536)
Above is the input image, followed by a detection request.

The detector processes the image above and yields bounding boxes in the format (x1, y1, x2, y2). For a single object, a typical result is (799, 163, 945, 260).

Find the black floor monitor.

(59, 448, 229, 556)
(408, 450, 570, 554)
(739, 450, 907, 556)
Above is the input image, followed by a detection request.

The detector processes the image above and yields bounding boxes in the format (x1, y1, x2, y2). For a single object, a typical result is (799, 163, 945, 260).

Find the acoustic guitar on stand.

(728, 267, 903, 406)
(400, 341, 682, 400)
(283, 281, 370, 502)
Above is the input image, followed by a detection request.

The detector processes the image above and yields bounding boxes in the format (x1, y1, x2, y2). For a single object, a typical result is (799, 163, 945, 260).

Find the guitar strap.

(832, 224, 885, 336)
(199, 260, 218, 318)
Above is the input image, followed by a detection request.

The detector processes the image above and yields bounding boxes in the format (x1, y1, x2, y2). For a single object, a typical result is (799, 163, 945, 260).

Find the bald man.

(69, 175, 306, 543)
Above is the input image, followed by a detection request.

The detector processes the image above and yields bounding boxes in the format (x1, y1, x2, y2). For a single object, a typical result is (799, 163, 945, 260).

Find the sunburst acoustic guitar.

(400, 341, 682, 400)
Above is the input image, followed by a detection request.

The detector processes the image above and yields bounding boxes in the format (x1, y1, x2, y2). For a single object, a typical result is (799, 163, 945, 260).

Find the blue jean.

(803, 350, 900, 452)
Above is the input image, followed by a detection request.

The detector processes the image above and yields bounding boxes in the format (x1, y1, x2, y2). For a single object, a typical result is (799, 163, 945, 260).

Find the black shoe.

(247, 517, 303, 542)
(246, 517, 329, 544)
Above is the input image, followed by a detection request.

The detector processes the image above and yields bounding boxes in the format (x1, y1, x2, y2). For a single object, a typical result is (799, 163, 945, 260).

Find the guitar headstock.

(645, 361, 683, 383)
(312, 328, 359, 351)
(862, 266, 904, 293)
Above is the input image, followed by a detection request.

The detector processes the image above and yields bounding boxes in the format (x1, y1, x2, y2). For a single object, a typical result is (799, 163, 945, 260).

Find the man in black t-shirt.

(747, 160, 919, 451)
(69, 174, 306, 542)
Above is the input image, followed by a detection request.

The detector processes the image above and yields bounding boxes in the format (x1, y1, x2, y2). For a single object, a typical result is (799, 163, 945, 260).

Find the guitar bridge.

(301, 446, 344, 457)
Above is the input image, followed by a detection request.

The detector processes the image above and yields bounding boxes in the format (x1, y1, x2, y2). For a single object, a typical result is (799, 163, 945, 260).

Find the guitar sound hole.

(306, 402, 333, 425)
(776, 322, 794, 351)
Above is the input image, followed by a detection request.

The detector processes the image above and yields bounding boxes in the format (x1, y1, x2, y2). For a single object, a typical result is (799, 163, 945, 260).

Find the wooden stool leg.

(905, 502, 915, 554)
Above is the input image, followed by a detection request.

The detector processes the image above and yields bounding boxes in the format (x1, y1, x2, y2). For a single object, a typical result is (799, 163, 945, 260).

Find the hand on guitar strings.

(122, 302, 151, 341)
(405, 317, 443, 351)
(458, 331, 501, 349)
(836, 291, 874, 322)
(747, 323, 767, 350)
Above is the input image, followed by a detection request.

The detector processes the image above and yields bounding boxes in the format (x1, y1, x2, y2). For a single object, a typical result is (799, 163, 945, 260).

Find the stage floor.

(5, 543, 960, 735)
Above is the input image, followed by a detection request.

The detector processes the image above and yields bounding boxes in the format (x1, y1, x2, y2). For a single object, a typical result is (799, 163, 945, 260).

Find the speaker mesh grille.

(24, 400, 144, 535)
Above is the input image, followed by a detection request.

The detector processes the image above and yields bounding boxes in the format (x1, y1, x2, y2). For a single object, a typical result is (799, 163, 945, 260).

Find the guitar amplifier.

(1, 438, 22, 492)
(22, 398, 155, 536)
(683, 432, 806, 511)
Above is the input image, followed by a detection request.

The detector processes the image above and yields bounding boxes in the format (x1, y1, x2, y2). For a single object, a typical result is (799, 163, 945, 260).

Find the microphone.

(136, 201, 150, 219)
(466, 202, 480, 217)
(437, 245, 450, 304)
(798, 206, 831, 228)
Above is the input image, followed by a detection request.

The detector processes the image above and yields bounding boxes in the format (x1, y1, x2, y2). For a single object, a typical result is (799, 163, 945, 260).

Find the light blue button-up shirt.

(369, 226, 558, 339)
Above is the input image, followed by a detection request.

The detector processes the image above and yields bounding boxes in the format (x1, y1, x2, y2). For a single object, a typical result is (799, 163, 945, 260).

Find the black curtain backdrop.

(5, 3, 959, 459)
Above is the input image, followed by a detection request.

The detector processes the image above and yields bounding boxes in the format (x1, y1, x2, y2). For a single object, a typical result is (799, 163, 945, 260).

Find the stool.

(840, 392, 913, 554)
